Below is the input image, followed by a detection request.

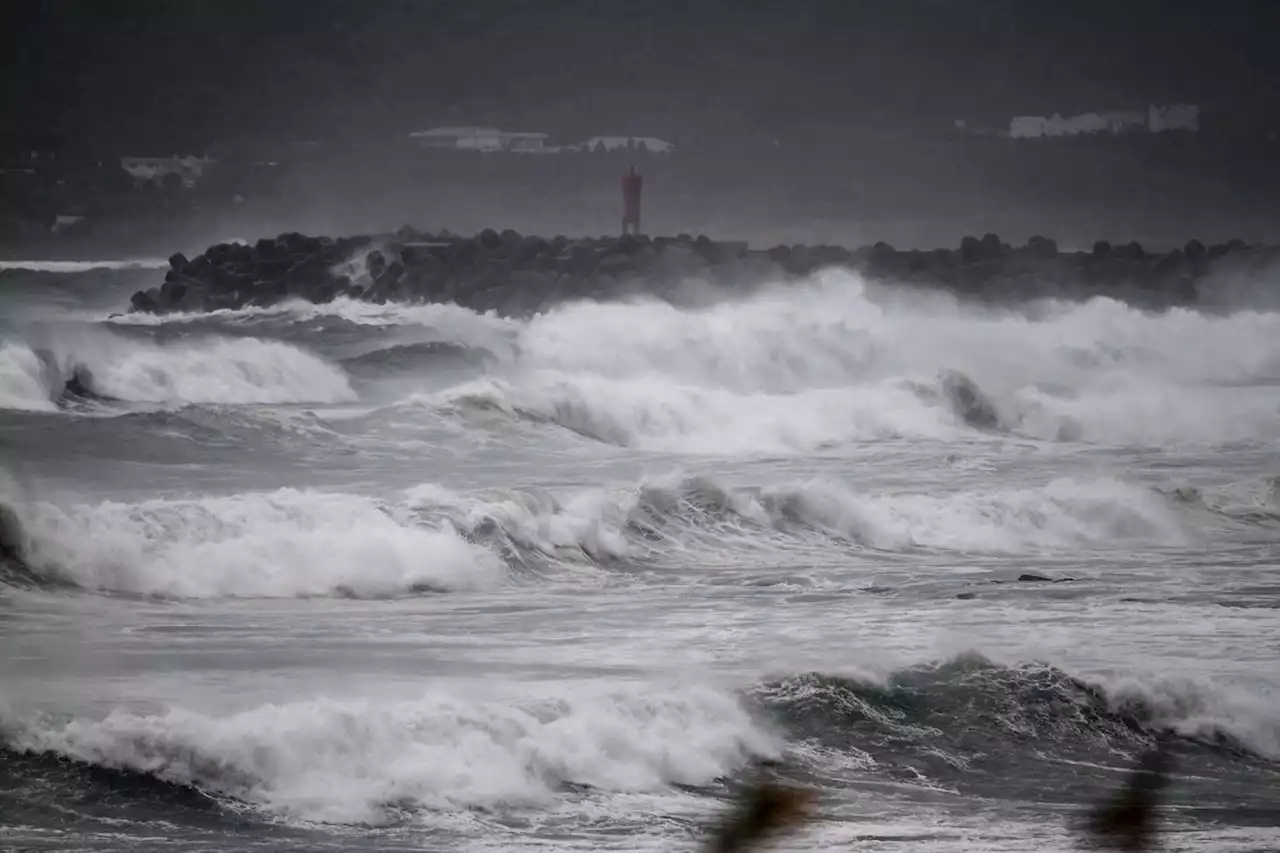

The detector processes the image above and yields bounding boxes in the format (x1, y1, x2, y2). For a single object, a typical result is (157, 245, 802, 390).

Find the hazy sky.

(4, 0, 1278, 153)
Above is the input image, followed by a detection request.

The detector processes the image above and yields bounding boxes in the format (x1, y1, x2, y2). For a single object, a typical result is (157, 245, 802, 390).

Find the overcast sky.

(4, 0, 1278, 154)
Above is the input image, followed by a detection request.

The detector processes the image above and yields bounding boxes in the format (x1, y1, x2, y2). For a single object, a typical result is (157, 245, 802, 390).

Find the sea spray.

(5, 488, 503, 597)
(3, 683, 775, 824)
(0, 329, 355, 409)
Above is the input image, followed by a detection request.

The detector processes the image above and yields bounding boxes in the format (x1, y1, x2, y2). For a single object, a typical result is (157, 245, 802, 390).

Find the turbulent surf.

(1, 260, 1277, 852)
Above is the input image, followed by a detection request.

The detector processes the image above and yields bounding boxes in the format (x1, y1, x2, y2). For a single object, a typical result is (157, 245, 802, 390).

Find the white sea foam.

(342, 270, 1280, 451)
(0, 330, 354, 409)
(95, 268, 1280, 448)
(0, 259, 167, 272)
(5, 488, 503, 598)
(433, 371, 957, 453)
(1097, 672, 1280, 760)
(0, 342, 58, 412)
(105, 295, 519, 336)
(5, 683, 774, 823)
(407, 472, 1190, 564)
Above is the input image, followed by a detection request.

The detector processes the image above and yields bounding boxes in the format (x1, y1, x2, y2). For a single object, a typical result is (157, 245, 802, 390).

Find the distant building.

(408, 126, 551, 153)
(1007, 104, 1198, 139)
(1009, 110, 1146, 138)
(119, 155, 215, 187)
(574, 135, 675, 154)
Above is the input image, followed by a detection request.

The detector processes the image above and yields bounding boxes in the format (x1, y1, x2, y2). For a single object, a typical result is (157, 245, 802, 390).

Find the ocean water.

(0, 260, 1277, 852)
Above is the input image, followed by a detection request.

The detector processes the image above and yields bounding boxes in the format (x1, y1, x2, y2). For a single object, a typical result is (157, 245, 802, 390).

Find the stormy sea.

(0, 256, 1277, 852)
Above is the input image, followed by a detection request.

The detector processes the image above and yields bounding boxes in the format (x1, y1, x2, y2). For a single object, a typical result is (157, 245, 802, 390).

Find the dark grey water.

(1, 261, 1278, 851)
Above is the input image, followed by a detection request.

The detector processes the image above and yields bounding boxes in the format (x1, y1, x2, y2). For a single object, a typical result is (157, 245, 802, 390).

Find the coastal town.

(0, 101, 1256, 257)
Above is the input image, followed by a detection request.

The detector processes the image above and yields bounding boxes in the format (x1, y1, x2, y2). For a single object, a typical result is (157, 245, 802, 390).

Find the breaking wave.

(0, 489, 503, 598)
(30, 268, 1280, 450)
(0, 683, 773, 824)
(406, 471, 1190, 567)
(339, 341, 495, 376)
(2, 654, 1272, 827)
(757, 653, 1280, 778)
(427, 371, 961, 452)
(0, 470, 1204, 599)
(0, 259, 167, 272)
(0, 341, 59, 412)
(330, 272, 1280, 450)
(0, 331, 354, 410)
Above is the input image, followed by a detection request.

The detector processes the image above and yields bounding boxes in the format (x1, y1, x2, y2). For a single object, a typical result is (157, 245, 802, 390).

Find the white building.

(408, 126, 550, 153)
(119, 155, 215, 187)
(1008, 104, 1197, 139)
(1009, 110, 1146, 138)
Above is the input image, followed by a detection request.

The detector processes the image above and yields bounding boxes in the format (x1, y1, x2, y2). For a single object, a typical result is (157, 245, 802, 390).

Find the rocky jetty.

(129, 225, 1280, 317)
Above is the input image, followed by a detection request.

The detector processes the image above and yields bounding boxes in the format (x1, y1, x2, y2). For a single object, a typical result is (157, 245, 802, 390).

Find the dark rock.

(311, 279, 341, 304)
(62, 364, 106, 401)
(123, 229, 1247, 316)
(174, 284, 209, 312)
(939, 369, 1001, 430)
(160, 279, 187, 305)
(130, 287, 160, 313)
(955, 592, 978, 600)
(280, 232, 308, 251)
(1016, 573, 1053, 582)
(206, 242, 240, 265)
(520, 234, 549, 259)
(1026, 235, 1058, 258)
(377, 260, 405, 288)
(868, 241, 896, 267)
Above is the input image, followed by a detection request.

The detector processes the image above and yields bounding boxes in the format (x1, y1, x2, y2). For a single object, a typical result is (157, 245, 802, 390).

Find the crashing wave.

(406, 472, 1191, 570)
(0, 489, 504, 598)
(1, 653, 1272, 828)
(343, 277, 1280, 451)
(0, 331, 355, 411)
(0, 682, 774, 824)
(756, 652, 1280, 766)
(339, 340, 495, 377)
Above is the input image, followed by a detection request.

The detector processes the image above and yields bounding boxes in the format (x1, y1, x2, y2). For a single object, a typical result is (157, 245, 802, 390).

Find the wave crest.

(408, 472, 1189, 568)
(0, 489, 503, 598)
(0, 332, 354, 410)
(2, 684, 773, 824)
(757, 652, 1280, 765)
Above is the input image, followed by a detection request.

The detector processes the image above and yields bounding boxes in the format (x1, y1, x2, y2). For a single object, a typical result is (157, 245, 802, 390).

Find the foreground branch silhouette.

(704, 742, 1174, 852)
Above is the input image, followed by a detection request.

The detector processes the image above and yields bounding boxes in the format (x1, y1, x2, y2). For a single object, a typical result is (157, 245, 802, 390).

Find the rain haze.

(1, 3, 1279, 853)
(4, 0, 1280, 251)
